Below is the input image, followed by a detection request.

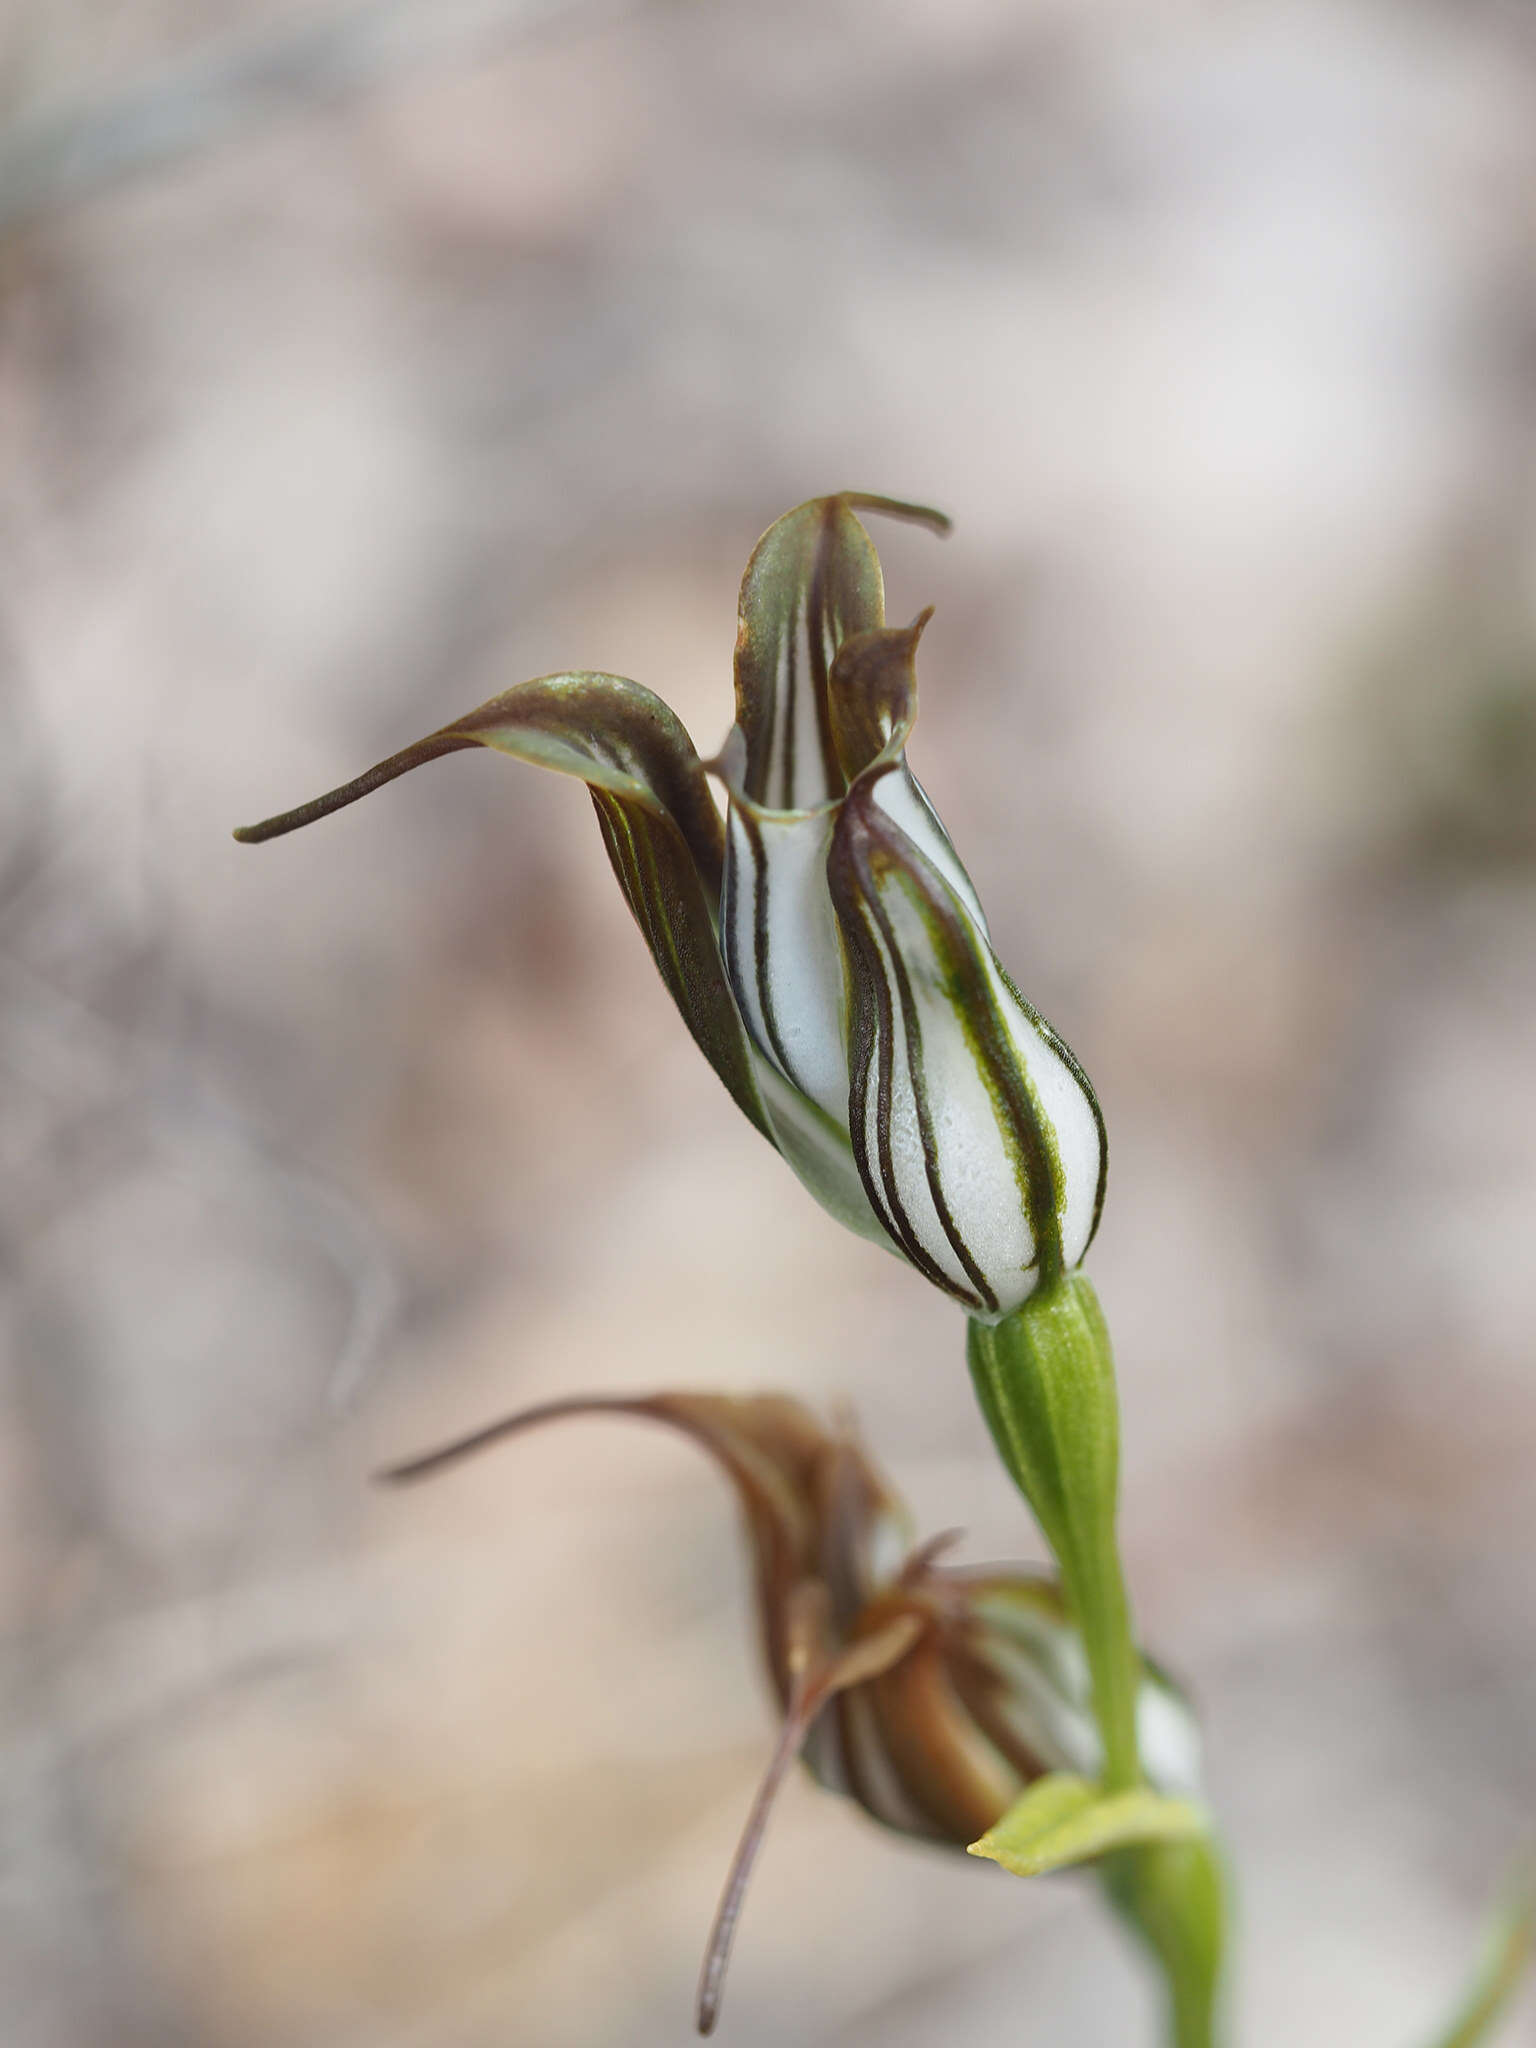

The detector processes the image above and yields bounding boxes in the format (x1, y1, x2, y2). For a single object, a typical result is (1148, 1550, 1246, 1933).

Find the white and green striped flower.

(237, 494, 1105, 1317)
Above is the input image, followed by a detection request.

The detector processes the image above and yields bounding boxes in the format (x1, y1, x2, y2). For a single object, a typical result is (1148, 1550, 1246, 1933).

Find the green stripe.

(862, 877, 998, 1312)
(832, 769, 1074, 1302)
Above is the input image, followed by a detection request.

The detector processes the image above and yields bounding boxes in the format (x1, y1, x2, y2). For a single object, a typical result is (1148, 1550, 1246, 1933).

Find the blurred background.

(2, 2, 1535, 2043)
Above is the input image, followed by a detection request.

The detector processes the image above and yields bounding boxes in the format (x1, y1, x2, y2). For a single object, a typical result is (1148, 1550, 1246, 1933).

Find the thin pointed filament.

(233, 731, 477, 842)
(378, 1394, 668, 1484)
(696, 1670, 818, 2036)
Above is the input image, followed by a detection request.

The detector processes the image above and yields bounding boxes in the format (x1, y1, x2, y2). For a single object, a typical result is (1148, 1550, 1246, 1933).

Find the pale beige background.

(2, 3, 1534, 2044)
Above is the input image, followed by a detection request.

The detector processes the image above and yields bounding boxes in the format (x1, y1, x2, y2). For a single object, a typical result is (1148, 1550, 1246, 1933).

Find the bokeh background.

(3, 2, 1535, 2044)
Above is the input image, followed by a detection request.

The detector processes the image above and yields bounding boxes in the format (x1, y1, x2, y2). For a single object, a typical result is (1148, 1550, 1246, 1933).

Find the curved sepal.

(732, 493, 949, 810)
(234, 675, 773, 1141)
(694, 1585, 923, 2036)
(379, 1388, 915, 1684)
(825, 611, 923, 783)
(826, 615, 988, 928)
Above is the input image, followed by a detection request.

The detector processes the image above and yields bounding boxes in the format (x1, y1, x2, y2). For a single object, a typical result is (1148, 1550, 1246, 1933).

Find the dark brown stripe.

(777, 585, 801, 809)
(843, 889, 971, 1300)
(736, 804, 801, 1084)
(863, 873, 997, 1314)
(803, 500, 845, 805)
(886, 841, 1066, 1285)
(841, 896, 906, 1259)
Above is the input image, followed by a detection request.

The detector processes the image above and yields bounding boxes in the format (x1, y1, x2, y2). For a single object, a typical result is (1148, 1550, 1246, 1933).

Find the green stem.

(1105, 1838, 1228, 2048)
(967, 1272, 1140, 1790)
(968, 1276, 1229, 2047)
(1066, 1493, 1140, 1795)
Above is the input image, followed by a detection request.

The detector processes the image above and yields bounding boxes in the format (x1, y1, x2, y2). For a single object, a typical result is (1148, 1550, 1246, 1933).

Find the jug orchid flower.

(382, 1390, 1202, 2035)
(237, 494, 1105, 1320)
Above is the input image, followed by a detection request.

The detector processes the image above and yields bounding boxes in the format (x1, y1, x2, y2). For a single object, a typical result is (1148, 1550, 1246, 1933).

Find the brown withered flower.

(383, 1392, 1200, 2033)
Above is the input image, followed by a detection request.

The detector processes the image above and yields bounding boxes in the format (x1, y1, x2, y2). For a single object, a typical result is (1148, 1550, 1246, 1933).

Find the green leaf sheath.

(968, 1772, 1207, 1878)
(234, 674, 772, 1140)
(967, 1276, 1140, 1792)
(970, 1285, 1232, 2048)
(1104, 1837, 1229, 2048)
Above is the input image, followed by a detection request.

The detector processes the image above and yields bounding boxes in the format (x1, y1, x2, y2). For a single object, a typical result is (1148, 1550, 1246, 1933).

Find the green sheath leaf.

(1103, 1836, 1228, 2048)
(968, 1771, 1207, 1878)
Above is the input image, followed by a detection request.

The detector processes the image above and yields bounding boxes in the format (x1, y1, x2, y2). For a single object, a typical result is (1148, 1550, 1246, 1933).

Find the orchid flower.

(236, 495, 1222, 2041)
(382, 1390, 1203, 2035)
(236, 494, 1104, 1320)
(234, 496, 1532, 2048)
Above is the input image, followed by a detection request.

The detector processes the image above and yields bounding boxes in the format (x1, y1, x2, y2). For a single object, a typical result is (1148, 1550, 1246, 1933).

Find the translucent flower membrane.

(381, 1391, 1200, 2034)
(237, 493, 1106, 1319)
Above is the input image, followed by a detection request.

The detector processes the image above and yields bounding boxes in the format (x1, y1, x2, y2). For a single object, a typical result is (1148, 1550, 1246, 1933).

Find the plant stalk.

(968, 1274, 1227, 2045)
(967, 1273, 1140, 1789)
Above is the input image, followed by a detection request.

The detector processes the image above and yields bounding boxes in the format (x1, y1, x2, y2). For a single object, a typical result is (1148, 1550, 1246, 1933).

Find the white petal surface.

(722, 801, 849, 1122)
(752, 1056, 893, 1250)
(869, 765, 988, 932)
(855, 908, 1028, 1307)
(832, 777, 1105, 1315)
(989, 966, 1105, 1277)
(1137, 1677, 1205, 1800)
